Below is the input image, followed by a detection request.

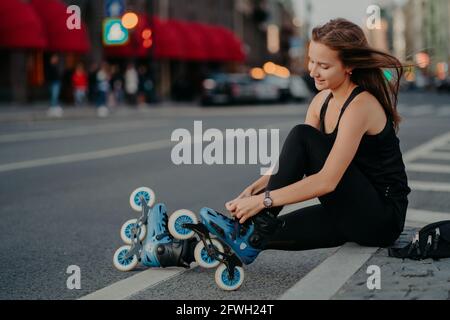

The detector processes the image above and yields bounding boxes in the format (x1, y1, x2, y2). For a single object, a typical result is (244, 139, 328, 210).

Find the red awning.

(170, 20, 209, 60)
(152, 17, 186, 59)
(215, 27, 246, 62)
(169, 21, 245, 62)
(104, 15, 245, 62)
(30, 0, 90, 53)
(193, 23, 228, 61)
(0, 0, 47, 49)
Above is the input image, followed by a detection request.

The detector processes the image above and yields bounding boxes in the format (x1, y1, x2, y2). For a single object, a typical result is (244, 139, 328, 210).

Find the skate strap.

(232, 220, 239, 241)
(156, 232, 171, 241)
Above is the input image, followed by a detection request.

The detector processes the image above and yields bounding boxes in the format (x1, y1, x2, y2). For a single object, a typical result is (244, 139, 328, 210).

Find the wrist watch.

(263, 190, 273, 208)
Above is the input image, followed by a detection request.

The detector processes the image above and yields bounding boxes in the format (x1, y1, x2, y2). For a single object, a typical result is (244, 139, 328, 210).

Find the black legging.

(262, 124, 405, 251)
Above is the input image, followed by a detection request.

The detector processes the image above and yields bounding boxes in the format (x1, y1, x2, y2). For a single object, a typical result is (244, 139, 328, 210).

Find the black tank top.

(319, 86, 411, 203)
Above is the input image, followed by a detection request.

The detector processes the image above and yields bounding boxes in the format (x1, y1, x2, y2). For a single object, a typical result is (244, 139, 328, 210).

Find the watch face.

(264, 197, 272, 207)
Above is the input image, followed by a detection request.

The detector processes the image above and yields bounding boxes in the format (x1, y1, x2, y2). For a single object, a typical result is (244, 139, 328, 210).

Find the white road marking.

(409, 180, 450, 192)
(0, 120, 299, 173)
(278, 208, 449, 300)
(78, 267, 193, 300)
(403, 131, 450, 163)
(408, 105, 435, 116)
(278, 243, 378, 300)
(435, 144, 450, 151)
(436, 107, 450, 116)
(406, 208, 450, 224)
(0, 139, 172, 173)
(0, 120, 168, 143)
(417, 151, 450, 161)
(406, 163, 450, 174)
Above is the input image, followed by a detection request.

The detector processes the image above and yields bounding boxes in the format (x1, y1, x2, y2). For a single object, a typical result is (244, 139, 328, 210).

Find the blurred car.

(201, 73, 254, 105)
(289, 75, 313, 101)
(201, 73, 312, 106)
(252, 76, 280, 103)
(262, 74, 312, 102)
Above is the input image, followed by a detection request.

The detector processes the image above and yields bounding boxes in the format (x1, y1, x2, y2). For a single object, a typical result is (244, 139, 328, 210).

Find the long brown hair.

(312, 18, 404, 132)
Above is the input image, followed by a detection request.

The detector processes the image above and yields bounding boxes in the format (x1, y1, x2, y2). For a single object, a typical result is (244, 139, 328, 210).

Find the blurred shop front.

(0, 0, 90, 104)
(0, 0, 297, 105)
(103, 14, 246, 102)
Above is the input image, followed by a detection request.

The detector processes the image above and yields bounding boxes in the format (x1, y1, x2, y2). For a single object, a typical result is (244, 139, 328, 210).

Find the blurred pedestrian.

(138, 65, 153, 107)
(88, 62, 99, 104)
(124, 63, 138, 106)
(96, 61, 111, 117)
(110, 64, 124, 107)
(72, 62, 88, 107)
(47, 54, 64, 117)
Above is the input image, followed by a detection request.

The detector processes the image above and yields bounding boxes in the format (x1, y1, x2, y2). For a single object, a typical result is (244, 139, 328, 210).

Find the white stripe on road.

(278, 243, 378, 300)
(0, 120, 168, 143)
(406, 208, 450, 224)
(408, 105, 435, 116)
(278, 208, 450, 300)
(406, 163, 450, 174)
(409, 180, 450, 192)
(435, 144, 450, 151)
(0, 139, 172, 173)
(79, 267, 193, 300)
(417, 151, 450, 161)
(436, 107, 450, 117)
(403, 131, 450, 162)
(0, 120, 299, 173)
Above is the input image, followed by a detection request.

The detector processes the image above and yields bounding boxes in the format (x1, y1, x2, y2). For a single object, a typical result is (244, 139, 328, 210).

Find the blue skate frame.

(182, 222, 243, 280)
(124, 195, 149, 261)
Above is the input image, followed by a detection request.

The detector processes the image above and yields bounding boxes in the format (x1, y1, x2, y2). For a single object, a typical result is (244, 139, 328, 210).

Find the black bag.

(388, 220, 450, 260)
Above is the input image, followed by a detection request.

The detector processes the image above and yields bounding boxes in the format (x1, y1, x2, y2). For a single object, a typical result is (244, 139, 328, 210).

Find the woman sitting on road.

(221, 18, 412, 257)
(136, 18, 412, 270)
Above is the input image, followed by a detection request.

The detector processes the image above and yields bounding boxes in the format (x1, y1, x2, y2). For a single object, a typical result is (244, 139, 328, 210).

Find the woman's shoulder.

(350, 90, 385, 116)
(308, 89, 332, 117)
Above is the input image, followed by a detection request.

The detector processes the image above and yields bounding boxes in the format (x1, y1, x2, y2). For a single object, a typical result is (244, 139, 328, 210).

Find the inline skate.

(168, 206, 281, 290)
(113, 187, 196, 271)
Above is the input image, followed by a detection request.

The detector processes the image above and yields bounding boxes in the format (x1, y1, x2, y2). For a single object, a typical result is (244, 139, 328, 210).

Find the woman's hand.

(225, 193, 265, 224)
(225, 186, 253, 208)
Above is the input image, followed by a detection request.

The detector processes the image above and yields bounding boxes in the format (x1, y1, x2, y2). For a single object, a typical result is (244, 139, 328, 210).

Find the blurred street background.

(1, 0, 449, 111)
(0, 0, 450, 300)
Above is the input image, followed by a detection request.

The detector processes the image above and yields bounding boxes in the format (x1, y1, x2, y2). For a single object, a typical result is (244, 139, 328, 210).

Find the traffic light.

(142, 28, 153, 49)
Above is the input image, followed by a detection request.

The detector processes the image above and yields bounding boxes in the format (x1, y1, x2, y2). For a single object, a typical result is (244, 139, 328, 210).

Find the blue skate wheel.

(113, 245, 138, 272)
(120, 219, 147, 245)
(215, 264, 244, 291)
(129, 187, 155, 212)
(194, 239, 224, 269)
(168, 209, 198, 240)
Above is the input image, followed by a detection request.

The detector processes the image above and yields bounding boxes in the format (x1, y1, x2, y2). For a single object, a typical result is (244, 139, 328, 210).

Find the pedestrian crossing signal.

(103, 18, 129, 46)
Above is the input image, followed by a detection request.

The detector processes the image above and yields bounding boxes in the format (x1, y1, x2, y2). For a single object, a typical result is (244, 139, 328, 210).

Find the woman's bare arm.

(269, 98, 370, 206)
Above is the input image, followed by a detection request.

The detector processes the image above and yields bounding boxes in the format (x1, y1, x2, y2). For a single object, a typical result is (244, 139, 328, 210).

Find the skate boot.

(139, 203, 197, 268)
(113, 187, 198, 271)
(166, 206, 282, 291)
(198, 207, 282, 265)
